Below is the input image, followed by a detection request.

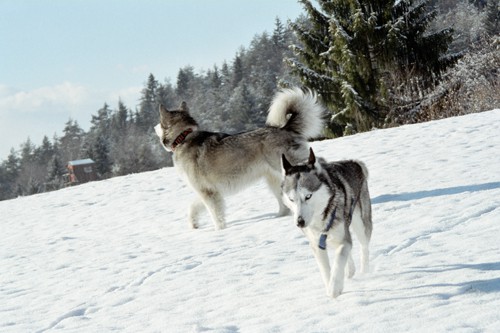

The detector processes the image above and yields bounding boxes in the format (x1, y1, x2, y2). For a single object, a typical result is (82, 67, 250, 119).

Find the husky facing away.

(281, 148, 372, 298)
(154, 88, 325, 230)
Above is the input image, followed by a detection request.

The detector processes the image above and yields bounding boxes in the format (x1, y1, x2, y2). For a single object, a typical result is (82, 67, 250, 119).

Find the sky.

(0, 0, 304, 159)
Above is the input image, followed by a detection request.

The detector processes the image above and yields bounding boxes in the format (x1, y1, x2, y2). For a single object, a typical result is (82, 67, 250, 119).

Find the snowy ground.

(1, 110, 500, 333)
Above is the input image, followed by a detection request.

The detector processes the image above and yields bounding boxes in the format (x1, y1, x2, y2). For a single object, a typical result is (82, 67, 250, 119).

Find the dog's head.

(281, 148, 330, 229)
(154, 102, 199, 152)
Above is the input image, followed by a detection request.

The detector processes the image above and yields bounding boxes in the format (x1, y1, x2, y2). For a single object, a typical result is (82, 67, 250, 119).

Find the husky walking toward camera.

(155, 88, 325, 230)
(281, 148, 372, 298)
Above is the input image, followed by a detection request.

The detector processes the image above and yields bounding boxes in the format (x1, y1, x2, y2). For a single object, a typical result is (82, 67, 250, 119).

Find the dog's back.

(322, 159, 372, 238)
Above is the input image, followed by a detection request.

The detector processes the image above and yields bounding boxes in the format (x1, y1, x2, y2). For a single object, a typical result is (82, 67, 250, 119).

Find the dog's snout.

(297, 216, 305, 228)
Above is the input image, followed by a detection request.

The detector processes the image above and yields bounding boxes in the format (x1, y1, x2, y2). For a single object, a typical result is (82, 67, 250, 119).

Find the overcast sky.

(0, 0, 303, 159)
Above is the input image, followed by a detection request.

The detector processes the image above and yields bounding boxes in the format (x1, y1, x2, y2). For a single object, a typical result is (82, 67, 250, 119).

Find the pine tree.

(176, 67, 195, 101)
(46, 155, 65, 190)
(0, 149, 20, 200)
(35, 135, 54, 166)
(232, 55, 244, 89)
(92, 136, 111, 178)
(484, 0, 499, 37)
(156, 81, 176, 108)
(226, 83, 255, 131)
(272, 17, 286, 50)
(18, 138, 43, 195)
(59, 119, 85, 162)
(137, 73, 160, 129)
(114, 100, 129, 132)
(288, 0, 456, 135)
(91, 103, 112, 134)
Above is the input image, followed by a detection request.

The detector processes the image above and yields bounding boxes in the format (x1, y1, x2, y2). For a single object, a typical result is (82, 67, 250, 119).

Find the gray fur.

(154, 88, 325, 230)
(281, 148, 372, 298)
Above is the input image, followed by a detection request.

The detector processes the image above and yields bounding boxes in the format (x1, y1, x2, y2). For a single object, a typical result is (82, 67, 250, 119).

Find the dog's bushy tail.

(266, 87, 325, 139)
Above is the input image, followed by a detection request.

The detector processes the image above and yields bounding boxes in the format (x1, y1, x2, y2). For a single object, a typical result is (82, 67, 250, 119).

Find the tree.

(155, 80, 177, 109)
(272, 17, 287, 50)
(484, 0, 499, 37)
(288, 0, 456, 135)
(34, 135, 54, 166)
(17, 138, 44, 195)
(113, 100, 129, 132)
(46, 155, 65, 190)
(231, 55, 244, 89)
(91, 136, 111, 178)
(226, 83, 256, 131)
(59, 119, 85, 163)
(0, 149, 20, 200)
(176, 67, 195, 101)
(137, 74, 159, 130)
(90, 103, 112, 136)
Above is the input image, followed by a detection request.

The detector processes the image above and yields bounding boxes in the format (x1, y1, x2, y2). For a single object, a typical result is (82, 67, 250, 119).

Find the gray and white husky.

(154, 88, 325, 230)
(281, 148, 372, 298)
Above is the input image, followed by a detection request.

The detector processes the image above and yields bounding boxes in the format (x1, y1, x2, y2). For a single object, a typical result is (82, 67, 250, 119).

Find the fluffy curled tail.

(266, 87, 325, 139)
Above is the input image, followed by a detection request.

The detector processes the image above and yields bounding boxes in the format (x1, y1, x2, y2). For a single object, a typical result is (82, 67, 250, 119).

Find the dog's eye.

(288, 196, 294, 202)
(305, 194, 312, 200)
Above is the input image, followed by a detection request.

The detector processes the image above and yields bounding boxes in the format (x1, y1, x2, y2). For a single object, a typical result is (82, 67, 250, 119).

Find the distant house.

(66, 159, 97, 184)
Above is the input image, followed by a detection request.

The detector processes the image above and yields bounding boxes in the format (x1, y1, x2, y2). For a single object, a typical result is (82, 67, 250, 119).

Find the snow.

(67, 159, 95, 166)
(1, 110, 500, 332)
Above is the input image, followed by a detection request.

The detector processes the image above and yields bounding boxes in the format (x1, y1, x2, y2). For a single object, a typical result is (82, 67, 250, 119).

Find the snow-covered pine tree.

(0, 149, 20, 200)
(391, 0, 456, 79)
(59, 119, 85, 163)
(137, 73, 159, 130)
(46, 155, 65, 190)
(288, 0, 456, 135)
(484, 0, 499, 37)
(231, 55, 244, 89)
(91, 136, 111, 178)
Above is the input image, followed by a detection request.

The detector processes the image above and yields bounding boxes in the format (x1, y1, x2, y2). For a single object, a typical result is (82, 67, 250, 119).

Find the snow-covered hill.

(1, 110, 500, 333)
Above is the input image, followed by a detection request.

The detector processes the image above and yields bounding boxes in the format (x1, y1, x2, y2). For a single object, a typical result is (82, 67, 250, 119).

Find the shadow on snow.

(371, 181, 500, 205)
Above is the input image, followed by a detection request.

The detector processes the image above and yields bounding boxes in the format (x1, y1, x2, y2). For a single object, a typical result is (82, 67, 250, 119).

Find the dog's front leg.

(199, 190, 226, 230)
(188, 198, 205, 229)
(328, 241, 352, 298)
(304, 229, 331, 293)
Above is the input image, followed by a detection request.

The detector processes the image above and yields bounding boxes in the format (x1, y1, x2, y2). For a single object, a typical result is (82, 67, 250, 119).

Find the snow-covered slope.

(1, 110, 500, 333)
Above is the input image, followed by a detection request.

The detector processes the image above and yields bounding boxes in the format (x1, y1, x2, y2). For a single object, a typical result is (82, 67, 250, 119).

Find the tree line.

(1, 0, 498, 201)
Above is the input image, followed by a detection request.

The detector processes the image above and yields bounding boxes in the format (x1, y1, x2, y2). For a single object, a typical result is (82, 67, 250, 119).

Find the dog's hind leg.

(200, 189, 226, 230)
(346, 253, 355, 279)
(351, 207, 370, 273)
(265, 172, 290, 216)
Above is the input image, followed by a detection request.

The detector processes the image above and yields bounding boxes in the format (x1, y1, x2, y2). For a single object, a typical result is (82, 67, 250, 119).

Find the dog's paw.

(214, 223, 226, 231)
(189, 222, 199, 229)
(327, 287, 343, 298)
(327, 281, 344, 298)
(347, 264, 355, 279)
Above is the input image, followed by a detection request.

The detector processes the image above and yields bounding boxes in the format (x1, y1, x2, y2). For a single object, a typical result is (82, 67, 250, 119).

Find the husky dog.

(281, 148, 372, 298)
(154, 88, 325, 230)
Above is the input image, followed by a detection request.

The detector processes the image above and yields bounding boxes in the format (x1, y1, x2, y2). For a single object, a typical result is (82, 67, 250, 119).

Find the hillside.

(1, 110, 500, 332)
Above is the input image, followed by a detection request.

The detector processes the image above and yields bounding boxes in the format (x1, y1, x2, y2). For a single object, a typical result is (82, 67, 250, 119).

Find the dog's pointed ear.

(180, 101, 189, 112)
(159, 104, 171, 125)
(308, 148, 316, 167)
(159, 104, 169, 114)
(282, 154, 293, 175)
